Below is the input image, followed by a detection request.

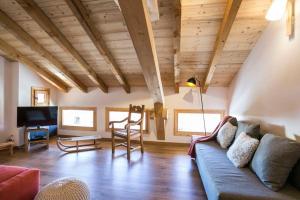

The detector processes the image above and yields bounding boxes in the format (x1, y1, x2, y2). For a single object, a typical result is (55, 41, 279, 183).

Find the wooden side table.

(24, 127, 49, 152)
(0, 141, 14, 155)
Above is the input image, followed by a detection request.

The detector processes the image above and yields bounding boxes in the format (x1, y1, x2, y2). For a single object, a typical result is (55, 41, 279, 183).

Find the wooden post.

(173, 0, 181, 93)
(287, 0, 295, 39)
(154, 102, 165, 140)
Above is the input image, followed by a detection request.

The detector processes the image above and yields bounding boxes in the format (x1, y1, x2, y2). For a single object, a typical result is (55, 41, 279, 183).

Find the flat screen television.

(17, 106, 58, 127)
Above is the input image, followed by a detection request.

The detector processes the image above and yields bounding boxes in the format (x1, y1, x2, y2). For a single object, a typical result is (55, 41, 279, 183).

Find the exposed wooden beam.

(0, 9, 88, 93)
(117, 0, 164, 104)
(174, 53, 180, 93)
(114, 0, 159, 22)
(203, 0, 243, 92)
(173, 0, 181, 93)
(15, 0, 108, 93)
(64, 0, 130, 93)
(0, 38, 69, 92)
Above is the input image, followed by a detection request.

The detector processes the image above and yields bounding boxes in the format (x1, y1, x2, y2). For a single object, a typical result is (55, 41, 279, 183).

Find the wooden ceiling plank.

(0, 38, 69, 92)
(203, 0, 243, 92)
(117, 0, 164, 104)
(0, 9, 88, 93)
(64, 0, 130, 93)
(15, 0, 108, 93)
(173, 0, 181, 93)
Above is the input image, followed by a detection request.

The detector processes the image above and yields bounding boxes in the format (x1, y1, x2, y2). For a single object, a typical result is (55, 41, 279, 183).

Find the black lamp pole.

(186, 77, 207, 136)
(199, 84, 207, 136)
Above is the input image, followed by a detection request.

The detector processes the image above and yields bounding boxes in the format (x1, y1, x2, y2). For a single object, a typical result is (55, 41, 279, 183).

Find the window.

(60, 107, 97, 131)
(174, 109, 224, 136)
(31, 87, 50, 106)
(105, 107, 149, 133)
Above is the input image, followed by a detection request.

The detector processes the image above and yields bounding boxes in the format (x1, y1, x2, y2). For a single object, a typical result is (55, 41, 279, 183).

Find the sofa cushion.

(290, 160, 300, 189)
(0, 165, 40, 200)
(217, 122, 237, 148)
(0, 165, 27, 183)
(195, 141, 300, 200)
(235, 121, 260, 139)
(250, 134, 300, 191)
(227, 132, 259, 168)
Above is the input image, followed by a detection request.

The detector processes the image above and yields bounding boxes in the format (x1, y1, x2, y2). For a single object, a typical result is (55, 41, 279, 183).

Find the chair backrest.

(127, 104, 145, 131)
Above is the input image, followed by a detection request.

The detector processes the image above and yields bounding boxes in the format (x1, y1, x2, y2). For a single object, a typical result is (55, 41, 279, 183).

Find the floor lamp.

(186, 77, 207, 136)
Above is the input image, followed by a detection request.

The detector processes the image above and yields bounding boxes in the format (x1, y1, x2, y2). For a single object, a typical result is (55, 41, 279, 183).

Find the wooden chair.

(109, 104, 145, 160)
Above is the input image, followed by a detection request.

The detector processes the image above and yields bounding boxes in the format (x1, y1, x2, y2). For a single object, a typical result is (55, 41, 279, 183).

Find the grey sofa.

(195, 141, 300, 200)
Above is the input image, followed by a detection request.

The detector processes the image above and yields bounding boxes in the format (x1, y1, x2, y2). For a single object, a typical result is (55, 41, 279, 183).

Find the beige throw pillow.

(227, 132, 259, 168)
(217, 121, 237, 148)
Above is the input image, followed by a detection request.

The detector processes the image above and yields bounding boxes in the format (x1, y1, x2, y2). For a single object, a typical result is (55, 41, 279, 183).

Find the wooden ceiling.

(0, 0, 271, 93)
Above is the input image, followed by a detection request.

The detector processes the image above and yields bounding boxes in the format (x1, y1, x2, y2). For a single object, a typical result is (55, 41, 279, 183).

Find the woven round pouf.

(35, 177, 90, 200)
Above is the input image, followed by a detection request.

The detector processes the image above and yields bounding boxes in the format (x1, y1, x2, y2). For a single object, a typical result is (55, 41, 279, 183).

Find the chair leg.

(127, 138, 131, 160)
(140, 135, 144, 153)
(112, 134, 115, 154)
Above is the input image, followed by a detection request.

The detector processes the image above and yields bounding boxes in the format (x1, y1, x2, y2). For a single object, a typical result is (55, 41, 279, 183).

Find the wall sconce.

(265, 0, 295, 38)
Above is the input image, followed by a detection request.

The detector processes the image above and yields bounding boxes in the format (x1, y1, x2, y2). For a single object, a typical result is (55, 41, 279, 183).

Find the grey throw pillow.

(217, 121, 237, 148)
(250, 134, 300, 191)
(227, 132, 259, 168)
(235, 121, 260, 139)
(289, 160, 300, 189)
(229, 117, 238, 126)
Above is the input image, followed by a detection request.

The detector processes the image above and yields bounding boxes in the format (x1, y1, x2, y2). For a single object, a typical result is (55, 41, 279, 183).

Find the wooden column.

(287, 0, 295, 39)
(173, 0, 181, 93)
(154, 102, 165, 140)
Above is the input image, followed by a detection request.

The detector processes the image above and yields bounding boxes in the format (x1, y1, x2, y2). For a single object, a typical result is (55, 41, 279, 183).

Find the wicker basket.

(35, 177, 90, 200)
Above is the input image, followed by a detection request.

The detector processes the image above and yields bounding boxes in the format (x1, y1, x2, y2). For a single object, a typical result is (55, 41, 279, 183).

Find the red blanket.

(188, 115, 233, 158)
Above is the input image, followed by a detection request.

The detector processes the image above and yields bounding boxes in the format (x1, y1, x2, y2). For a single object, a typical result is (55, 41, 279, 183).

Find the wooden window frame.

(31, 87, 50, 106)
(60, 106, 97, 131)
(105, 107, 150, 134)
(174, 109, 225, 136)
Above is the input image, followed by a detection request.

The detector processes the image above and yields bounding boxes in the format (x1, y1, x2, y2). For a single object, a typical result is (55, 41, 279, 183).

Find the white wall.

(228, 0, 300, 141)
(15, 63, 59, 145)
(57, 86, 228, 143)
(0, 56, 228, 145)
(0, 59, 18, 143)
(18, 63, 58, 106)
(0, 57, 59, 145)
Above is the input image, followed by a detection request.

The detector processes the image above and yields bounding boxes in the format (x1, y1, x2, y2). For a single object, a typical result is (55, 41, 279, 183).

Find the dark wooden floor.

(0, 139, 207, 200)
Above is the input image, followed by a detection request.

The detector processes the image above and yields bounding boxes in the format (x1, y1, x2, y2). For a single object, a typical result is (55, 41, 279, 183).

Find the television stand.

(24, 127, 49, 152)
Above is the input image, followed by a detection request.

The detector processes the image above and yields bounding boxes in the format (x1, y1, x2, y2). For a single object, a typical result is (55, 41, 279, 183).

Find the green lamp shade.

(186, 77, 197, 87)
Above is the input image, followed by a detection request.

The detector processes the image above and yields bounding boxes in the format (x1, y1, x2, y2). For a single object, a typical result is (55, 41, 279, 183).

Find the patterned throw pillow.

(217, 121, 237, 148)
(227, 132, 259, 168)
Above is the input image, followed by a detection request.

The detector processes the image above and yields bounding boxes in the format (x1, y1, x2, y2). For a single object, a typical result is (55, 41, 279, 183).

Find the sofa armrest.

(0, 168, 40, 200)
